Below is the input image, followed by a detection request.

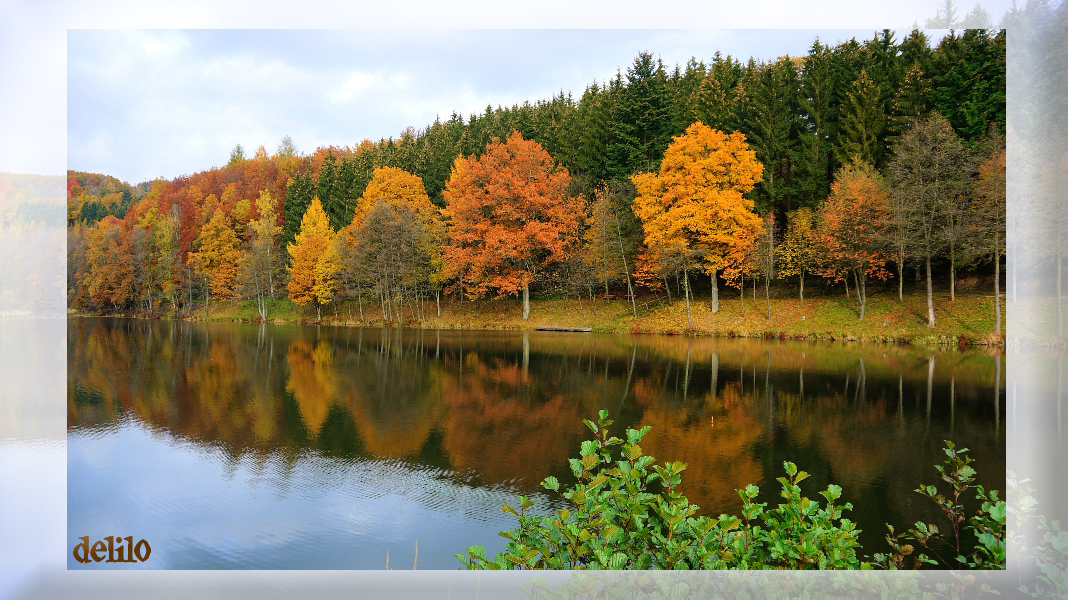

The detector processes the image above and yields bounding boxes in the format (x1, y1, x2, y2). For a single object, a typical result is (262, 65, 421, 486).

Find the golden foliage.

(189, 208, 242, 301)
(287, 197, 341, 308)
(632, 122, 763, 279)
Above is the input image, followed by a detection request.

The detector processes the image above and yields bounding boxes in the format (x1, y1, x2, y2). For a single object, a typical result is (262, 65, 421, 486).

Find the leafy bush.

(872, 441, 1006, 571)
(456, 410, 865, 570)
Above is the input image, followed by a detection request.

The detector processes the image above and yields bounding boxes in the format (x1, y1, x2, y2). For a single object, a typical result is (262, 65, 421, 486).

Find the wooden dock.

(535, 326, 592, 332)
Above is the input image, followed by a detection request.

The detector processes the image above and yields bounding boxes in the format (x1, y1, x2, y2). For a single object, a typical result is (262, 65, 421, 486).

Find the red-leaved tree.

(815, 159, 891, 321)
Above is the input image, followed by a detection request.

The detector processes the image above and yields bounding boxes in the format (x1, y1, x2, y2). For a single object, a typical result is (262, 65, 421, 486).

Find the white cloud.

(328, 72, 377, 103)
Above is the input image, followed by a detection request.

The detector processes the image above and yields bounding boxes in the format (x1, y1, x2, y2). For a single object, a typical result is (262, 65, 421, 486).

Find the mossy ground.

(169, 285, 1015, 346)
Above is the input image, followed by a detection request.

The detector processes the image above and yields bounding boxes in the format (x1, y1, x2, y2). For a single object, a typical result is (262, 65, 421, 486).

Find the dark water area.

(67, 317, 1005, 569)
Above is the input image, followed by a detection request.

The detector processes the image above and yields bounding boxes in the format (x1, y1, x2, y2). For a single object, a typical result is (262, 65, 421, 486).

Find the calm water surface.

(68, 318, 1005, 569)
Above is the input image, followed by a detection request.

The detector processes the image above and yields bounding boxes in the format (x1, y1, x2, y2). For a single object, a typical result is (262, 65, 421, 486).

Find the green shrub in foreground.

(458, 411, 1008, 572)
(456, 410, 865, 570)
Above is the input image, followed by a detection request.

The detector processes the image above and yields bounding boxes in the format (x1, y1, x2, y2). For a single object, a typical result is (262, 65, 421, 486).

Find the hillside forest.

(66, 28, 1014, 332)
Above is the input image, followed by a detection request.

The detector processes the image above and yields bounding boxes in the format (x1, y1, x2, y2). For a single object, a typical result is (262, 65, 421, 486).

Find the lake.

(67, 317, 1004, 569)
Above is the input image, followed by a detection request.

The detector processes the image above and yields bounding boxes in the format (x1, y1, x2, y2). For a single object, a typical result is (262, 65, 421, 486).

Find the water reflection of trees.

(69, 319, 1004, 542)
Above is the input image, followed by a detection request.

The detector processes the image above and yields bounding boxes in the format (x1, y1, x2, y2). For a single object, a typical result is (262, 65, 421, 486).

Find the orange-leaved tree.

(815, 159, 891, 321)
(442, 131, 582, 320)
(287, 197, 341, 320)
(188, 208, 242, 312)
(631, 122, 763, 325)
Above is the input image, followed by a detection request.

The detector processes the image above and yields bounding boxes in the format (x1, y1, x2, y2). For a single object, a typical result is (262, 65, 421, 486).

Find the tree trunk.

(740, 273, 745, 317)
(854, 267, 866, 321)
(358, 289, 364, 322)
(799, 270, 805, 304)
(844, 272, 850, 298)
(898, 250, 904, 301)
(764, 270, 771, 320)
(522, 282, 530, 320)
(267, 245, 274, 299)
(710, 271, 719, 313)
(950, 238, 956, 302)
(436, 289, 440, 317)
(664, 278, 672, 305)
(926, 255, 935, 327)
(615, 217, 636, 318)
(993, 234, 1001, 335)
(683, 269, 692, 329)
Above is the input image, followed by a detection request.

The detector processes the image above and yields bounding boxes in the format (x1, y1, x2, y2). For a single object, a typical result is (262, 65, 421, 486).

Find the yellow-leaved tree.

(240, 189, 283, 321)
(776, 206, 820, 304)
(632, 122, 763, 326)
(287, 197, 341, 320)
(189, 208, 241, 313)
(343, 167, 445, 322)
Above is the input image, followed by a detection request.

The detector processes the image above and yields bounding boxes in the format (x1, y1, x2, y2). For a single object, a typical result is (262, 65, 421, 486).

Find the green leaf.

(501, 504, 518, 516)
(582, 454, 599, 470)
(542, 476, 560, 492)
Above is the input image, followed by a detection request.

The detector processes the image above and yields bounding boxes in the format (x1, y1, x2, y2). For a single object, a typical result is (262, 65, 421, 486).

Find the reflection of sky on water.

(65, 319, 1006, 569)
(68, 419, 537, 569)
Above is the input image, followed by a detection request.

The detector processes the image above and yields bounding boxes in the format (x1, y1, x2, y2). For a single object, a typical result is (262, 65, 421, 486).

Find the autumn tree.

(888, 113, 971, 327)
(83, 216, 136, 312)
(189, 208, 242, 311)
(632, 122, 763, 324)
(815, 159, 891, 321)
(134, 206, 179, 315)
(776, 207, 820, 303)
(749, 213, 776, 320)
(287, 197, 341, 320)
(343, 167, 444, 322)
(442, 131, 582, 320)
(969, 148, 1006, 334)
(240, 190, 283, 321)
(582, 183, 640, 317)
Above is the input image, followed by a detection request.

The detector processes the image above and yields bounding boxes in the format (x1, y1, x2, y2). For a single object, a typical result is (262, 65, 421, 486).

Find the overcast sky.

(69, 27, 951, 185)
(0, 1, 1017, 182)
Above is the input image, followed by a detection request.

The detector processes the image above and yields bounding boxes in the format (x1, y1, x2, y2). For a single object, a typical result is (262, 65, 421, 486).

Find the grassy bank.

(127, 290, 1011, 346)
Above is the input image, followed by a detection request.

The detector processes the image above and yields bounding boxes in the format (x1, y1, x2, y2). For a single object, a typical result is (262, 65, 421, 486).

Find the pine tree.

(283, 172, 314, 250)
(836, 69, 888, 167)
(608, 53, 675, 177)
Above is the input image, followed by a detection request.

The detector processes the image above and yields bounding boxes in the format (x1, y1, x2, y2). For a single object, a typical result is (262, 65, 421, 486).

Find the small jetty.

(536, 326, 592, 332)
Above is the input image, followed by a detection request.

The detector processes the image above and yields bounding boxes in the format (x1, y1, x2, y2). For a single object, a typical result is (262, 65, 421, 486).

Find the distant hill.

(66, 170, 146, 226)
(0, 173, 65, 317)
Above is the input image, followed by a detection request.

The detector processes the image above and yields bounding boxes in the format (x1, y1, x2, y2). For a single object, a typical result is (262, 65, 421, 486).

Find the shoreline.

(69, 293, 1016, 347)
